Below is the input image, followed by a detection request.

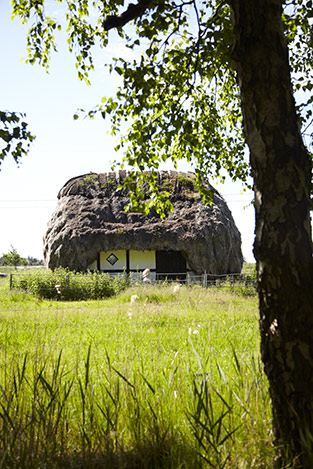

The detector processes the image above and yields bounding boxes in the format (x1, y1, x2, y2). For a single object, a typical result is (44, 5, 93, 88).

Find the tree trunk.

(230, 0, 313, 466)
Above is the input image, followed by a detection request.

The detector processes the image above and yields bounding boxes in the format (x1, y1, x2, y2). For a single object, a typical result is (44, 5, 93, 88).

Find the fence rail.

(152, 272, 257, 294)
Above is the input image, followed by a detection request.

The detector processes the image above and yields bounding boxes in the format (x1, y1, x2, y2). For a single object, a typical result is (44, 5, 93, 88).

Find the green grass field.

(0, 272, 274, 468)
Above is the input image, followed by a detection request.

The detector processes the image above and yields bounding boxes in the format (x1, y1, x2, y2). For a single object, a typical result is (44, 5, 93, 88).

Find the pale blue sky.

(0, 1, 255, 262)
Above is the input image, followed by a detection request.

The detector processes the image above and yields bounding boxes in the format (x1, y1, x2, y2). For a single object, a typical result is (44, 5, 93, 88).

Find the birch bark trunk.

(230, 0, 313, 465)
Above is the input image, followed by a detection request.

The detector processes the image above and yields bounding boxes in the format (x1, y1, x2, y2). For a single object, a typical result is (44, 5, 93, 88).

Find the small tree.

(2, 246, 27, 270)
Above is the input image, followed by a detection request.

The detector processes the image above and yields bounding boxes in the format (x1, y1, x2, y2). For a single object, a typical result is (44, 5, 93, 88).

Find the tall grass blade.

(52, 349, 63, 384)
(111, 365, 135, 390)
(85, 344, 92, 390)
(140, 373, 155, 394)
(188, 337, 203, 369)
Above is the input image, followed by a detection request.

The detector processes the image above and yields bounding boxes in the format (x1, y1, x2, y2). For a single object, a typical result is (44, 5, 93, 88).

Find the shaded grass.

(0, 278, 273, 468)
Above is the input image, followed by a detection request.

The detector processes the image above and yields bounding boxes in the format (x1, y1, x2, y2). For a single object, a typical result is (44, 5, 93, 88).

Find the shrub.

(12, 268, 130, 300)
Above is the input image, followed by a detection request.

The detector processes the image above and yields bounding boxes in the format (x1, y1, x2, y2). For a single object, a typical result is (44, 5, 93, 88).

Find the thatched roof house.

(43, 171, 243, 277)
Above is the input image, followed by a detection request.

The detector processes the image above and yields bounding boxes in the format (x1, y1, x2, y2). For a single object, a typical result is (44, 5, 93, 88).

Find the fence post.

(203, 271, 207, 288)
(187, 272, 191, 288)
(9, 273, 13, 290)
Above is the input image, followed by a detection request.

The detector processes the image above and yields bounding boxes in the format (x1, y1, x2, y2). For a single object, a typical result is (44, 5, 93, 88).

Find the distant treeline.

(0, 255, 43, 266)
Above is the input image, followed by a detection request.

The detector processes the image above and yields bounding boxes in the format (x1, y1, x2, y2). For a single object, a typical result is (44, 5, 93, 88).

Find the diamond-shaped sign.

(106, 253, 118, 266)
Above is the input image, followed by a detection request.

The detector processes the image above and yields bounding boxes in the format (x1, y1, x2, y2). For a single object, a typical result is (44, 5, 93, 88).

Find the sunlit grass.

(0, 276, 274, 468)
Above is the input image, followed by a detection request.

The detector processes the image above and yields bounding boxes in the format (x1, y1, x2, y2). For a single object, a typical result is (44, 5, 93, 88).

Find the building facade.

(87, 248, 188, 280)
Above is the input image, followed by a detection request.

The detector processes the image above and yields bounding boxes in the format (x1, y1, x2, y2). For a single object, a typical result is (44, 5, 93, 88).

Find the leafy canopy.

(9, 0, 313, 208)
(0, 111, 35, 168)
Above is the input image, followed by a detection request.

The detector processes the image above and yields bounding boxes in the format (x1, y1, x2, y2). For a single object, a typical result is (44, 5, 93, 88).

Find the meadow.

(0, 271, 274, 468)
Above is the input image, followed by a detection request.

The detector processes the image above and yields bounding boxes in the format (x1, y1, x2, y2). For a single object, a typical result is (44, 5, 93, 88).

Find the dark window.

(156, 250, 186, 280)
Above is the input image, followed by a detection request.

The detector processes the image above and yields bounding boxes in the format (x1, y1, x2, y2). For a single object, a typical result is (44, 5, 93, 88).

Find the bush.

(12, 268, 130, 300)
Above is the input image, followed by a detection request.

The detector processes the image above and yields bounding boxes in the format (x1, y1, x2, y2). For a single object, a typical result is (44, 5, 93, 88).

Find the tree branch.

(102, 0, 155, 31)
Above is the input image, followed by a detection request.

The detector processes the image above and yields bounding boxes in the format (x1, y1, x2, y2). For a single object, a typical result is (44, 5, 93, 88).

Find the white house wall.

(88, 259, 97, 270)
(87, 249, 156, 276)
(100, 250, 127, 271)
(129, 250, 156, 270)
